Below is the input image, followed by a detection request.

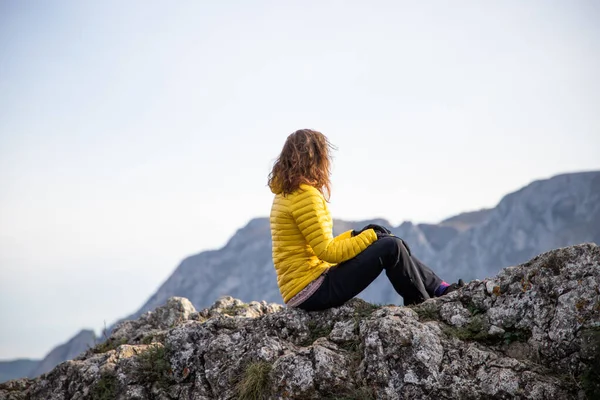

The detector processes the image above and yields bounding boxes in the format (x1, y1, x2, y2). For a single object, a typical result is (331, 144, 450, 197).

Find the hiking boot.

(442, 279, 465, 296)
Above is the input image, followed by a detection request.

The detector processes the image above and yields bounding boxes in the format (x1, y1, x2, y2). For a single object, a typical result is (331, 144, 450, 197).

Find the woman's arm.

(291, 187, 377, 263)
(332, 230, 354, 242)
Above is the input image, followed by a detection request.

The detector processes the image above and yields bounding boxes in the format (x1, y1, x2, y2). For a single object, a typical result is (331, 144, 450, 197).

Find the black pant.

(297, 236, 443, 311)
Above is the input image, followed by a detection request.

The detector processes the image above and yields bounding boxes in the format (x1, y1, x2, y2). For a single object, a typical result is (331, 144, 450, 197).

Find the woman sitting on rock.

(268, 129, 463, 311)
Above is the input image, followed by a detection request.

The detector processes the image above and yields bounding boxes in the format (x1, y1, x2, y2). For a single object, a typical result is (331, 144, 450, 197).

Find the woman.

(268, 129, 462, 311)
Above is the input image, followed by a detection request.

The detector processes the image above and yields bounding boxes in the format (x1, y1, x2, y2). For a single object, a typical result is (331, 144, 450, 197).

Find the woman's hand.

(353, 224, 391, 236)
(376, 231, 392, 240)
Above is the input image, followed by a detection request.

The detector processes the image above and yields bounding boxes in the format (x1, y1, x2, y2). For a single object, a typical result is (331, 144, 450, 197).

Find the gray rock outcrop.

(2, 243, 598, 399)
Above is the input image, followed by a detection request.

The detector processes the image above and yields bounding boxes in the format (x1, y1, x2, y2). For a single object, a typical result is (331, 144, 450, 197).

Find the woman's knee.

(379, 236, 404, 249)
(374, 236, 403, 264)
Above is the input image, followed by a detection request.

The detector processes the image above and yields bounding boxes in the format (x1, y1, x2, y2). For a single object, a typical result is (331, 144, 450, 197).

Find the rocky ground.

(1, 243, 599, 399)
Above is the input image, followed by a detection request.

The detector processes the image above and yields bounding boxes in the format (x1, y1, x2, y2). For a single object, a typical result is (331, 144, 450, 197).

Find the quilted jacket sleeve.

(333, 230, 354, 242)
(291, 187, 377, 263)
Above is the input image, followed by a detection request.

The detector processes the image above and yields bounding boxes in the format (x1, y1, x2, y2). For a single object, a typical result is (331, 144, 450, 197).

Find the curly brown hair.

(268, 129, 336, 200)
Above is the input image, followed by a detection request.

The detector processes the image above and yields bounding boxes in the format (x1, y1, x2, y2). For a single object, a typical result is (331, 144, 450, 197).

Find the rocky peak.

(1, 244, 598, 399)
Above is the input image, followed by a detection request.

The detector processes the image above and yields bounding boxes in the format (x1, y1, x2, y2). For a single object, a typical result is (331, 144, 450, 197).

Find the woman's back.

(270, 184, 332, 303)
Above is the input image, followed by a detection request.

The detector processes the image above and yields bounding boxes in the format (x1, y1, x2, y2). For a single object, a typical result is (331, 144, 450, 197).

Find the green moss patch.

(92, 337, 128, 354)
(221, 303, 250, 316)
(352, 301, 382, 319)
(300, 321, 333, 346)
(236, 361, 272, 400)
(411, 302, 440, 321)
(136, 345, 174, 388)
(90, 372, 118, 400)
(443, 316, 532, 345)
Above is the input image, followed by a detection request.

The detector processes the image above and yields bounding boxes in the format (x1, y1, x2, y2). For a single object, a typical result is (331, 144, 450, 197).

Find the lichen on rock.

(1, 243, 599, 399)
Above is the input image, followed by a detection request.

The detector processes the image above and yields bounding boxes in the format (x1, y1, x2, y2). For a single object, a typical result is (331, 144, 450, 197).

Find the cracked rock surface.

(1, 244, 599, 399)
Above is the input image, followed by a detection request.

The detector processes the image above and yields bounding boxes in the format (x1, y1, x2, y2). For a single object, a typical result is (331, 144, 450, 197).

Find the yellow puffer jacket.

(270, 183, 378, 303)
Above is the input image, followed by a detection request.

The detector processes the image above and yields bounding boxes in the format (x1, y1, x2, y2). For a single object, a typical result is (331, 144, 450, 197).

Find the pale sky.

(1, 0, 599, 360)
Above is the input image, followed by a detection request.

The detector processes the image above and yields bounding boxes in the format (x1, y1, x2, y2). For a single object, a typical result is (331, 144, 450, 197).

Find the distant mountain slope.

(131, 218, 277, 321)
(0, 359, 38, 383)
(28, 330, 96, 378)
